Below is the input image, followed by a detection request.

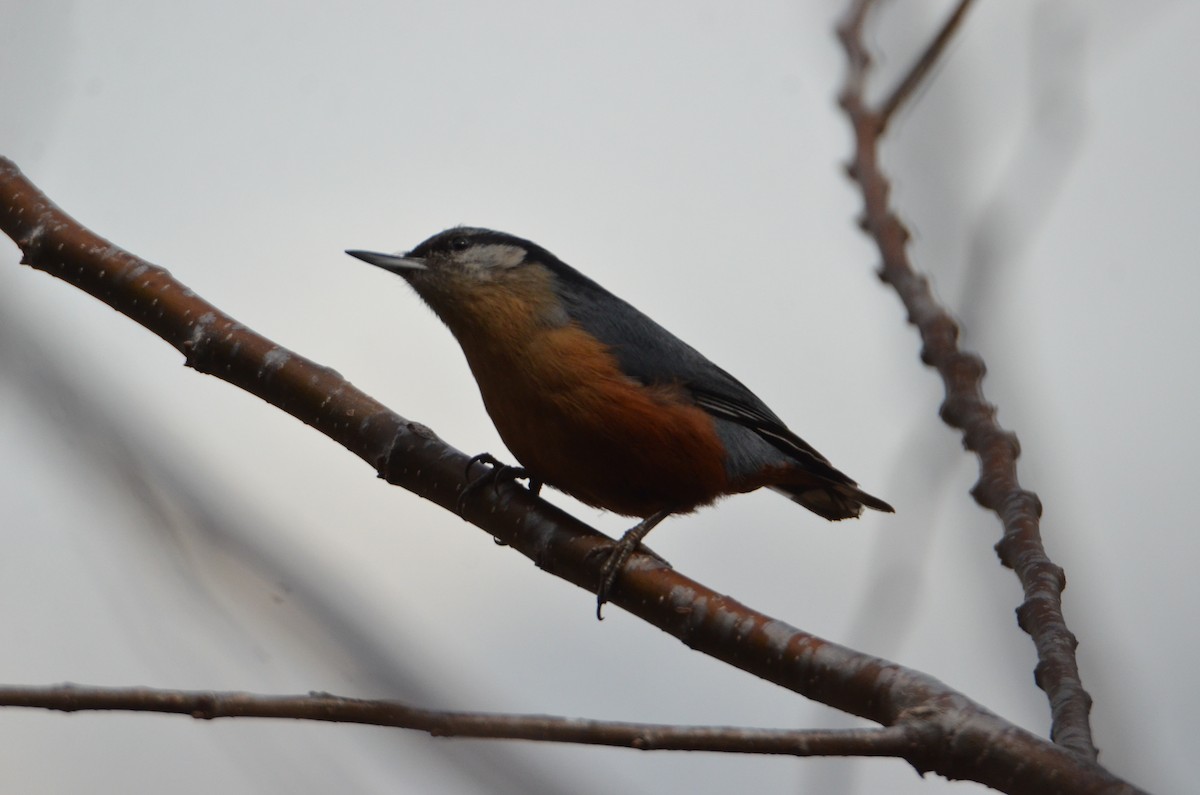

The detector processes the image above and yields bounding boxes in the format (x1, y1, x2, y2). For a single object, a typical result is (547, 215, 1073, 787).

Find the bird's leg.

(595, 509, 673, 619)
(455, 452, 543, 515)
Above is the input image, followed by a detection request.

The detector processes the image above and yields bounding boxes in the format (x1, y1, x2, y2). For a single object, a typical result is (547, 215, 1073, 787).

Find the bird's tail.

(769, 481, 894, 521)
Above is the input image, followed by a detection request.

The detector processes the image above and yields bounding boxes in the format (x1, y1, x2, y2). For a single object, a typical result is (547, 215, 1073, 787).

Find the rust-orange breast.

(452, 300, 729, 516)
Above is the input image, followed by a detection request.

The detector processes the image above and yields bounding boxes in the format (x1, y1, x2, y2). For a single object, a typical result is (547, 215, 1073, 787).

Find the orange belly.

(462, 323, 729, 517)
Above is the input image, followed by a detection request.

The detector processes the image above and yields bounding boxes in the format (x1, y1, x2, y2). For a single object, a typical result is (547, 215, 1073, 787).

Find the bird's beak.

(345, 249, 428, 273)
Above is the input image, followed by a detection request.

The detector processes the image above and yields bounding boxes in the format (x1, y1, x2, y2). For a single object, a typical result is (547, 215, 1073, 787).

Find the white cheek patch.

(463, 244, 527, 278)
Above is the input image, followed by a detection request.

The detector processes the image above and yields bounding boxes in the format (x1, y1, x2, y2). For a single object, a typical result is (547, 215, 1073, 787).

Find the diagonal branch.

(836, 0, 1098, 761)
(0, 157, 1135, 791)
(877, 0, 977, 133)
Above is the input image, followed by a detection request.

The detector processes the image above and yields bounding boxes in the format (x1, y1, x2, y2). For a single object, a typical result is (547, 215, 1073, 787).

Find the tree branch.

(0, 684, 920, 757)
(837, 0, 1098, 761)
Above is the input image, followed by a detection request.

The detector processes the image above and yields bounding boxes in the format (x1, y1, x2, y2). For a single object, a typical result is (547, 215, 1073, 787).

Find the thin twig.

(836, 0, 1098, 762)
(0, 684, 917, 757)
(877, 0, 977, 133)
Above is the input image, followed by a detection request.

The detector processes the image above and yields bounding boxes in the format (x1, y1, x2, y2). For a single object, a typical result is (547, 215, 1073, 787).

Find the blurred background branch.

(838, 0, 1094, 761)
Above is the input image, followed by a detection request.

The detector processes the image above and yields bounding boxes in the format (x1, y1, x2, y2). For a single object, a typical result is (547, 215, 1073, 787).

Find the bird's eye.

(449, 236, 470, 252)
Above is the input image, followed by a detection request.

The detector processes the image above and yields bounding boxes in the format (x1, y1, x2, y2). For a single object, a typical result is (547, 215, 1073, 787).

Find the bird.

(347, 227, 892, 614)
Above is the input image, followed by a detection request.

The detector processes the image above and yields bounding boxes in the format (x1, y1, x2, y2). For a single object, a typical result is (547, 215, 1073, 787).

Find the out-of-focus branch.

(876, 0, 977, 133)
(837, 0, 1098, 762)
(0, 157, 1139, 791)
(0, 684, 916, 757)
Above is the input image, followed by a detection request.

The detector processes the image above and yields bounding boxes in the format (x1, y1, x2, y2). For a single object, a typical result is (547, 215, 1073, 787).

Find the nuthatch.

(347, 227, 892, 613)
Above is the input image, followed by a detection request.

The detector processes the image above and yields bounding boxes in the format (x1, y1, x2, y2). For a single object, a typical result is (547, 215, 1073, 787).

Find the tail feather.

(770, 481, 894, 521)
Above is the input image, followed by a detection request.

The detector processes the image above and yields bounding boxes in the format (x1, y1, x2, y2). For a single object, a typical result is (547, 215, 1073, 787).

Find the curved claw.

(591, 510, 673, 620)
(455, 453, 542, 515)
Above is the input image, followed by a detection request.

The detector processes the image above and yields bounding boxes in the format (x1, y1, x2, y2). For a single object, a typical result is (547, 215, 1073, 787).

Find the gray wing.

(550, 269, 849, 483)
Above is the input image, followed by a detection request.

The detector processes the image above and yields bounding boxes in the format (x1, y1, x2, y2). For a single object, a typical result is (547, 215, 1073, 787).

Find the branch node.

(191, 693, 218, 720)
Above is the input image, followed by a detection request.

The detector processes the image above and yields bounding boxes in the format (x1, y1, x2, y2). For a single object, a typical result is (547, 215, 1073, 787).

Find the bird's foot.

(455, 452, 542, 516)
(591, 511, 673, 620)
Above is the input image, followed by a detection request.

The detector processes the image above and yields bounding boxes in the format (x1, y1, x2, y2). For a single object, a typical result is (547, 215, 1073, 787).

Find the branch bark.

(837, 0, 1097, 762)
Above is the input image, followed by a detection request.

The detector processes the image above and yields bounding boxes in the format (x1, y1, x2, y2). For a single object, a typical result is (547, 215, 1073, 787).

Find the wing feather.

(544, 258, 849, 482)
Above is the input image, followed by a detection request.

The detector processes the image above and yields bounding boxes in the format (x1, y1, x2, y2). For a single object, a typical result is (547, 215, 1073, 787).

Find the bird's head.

(347, 227, 576, 335)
